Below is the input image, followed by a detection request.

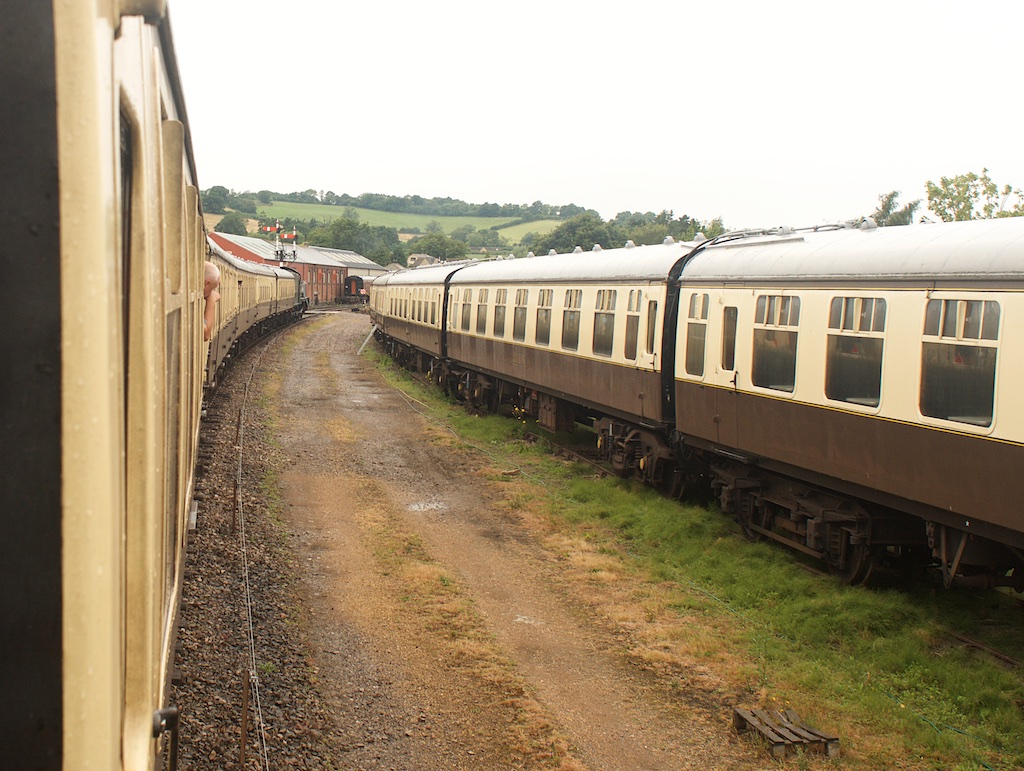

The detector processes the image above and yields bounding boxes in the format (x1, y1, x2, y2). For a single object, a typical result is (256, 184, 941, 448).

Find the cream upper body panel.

(676, 220, 1024, 445)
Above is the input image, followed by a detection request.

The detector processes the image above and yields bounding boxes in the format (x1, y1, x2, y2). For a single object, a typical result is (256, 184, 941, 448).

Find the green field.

(256, 201, 559, 244)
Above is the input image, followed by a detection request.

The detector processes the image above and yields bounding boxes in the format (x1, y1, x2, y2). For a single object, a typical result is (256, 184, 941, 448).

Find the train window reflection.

(593, 312, 614, 356)
(920, 343, 995, 426)
(685, 293, 708, 376)
(562, 289, 582, 350)
(685, 323, 705, 376)
(645, 301, 658, 355)
(721, 307, 737, 371)
(494, 288, 507, 337)
(624, 314, 639, 360)
(461, 289, 472, 331)
(752, 294, 800, 392)
(920, 297, 999, 426)
(593, 289, 616, 356)
(826, 336, 883, 407)
(536, 289, 553, 346)
(476, 301, 487, 335)
(513, 288, 528, 342)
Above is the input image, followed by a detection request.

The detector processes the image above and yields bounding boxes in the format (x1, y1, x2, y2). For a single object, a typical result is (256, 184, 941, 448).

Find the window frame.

(824, 296, 887, 408)
(919, 297, 1000, 428)
(593, 289, 617, 357)
(536, 288, 553, 346)
(562, 289, 582, 351)
(751, 294, 801, 393)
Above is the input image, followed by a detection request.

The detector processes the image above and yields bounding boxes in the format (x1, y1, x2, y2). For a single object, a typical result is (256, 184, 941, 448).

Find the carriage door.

(715, 305, 740, 447)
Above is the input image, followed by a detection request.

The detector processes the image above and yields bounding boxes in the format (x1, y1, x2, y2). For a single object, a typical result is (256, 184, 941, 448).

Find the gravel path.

(172, 310, 760, 770)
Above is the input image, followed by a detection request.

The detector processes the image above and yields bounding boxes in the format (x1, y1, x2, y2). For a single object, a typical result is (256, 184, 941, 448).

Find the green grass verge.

(367, 351, 1024, 770)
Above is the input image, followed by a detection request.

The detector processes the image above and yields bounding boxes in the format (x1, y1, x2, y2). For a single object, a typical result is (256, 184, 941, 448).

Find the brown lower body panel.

(677, 380, 1023, 545)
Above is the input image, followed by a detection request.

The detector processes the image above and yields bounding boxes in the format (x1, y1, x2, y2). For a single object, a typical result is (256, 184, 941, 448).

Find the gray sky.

(170, 0, 1024, 229)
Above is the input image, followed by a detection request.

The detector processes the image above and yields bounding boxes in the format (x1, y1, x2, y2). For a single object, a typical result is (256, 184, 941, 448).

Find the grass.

(368, 352, 1024, 770)
(253, 202, 561, 244)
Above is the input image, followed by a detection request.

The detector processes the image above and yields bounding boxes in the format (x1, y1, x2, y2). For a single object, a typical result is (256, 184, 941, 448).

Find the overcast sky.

(170, 0, 1024, 230)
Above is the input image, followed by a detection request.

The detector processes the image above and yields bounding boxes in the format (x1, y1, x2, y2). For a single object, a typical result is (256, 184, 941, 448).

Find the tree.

(304, 216, 404, 266)
(450, 224, 476, 243)
(405, 232, 467, 262)
(229, 194, 257, 214)
(202, 185, 229, 214)
(465, 228, 509, 249)
(926, 168, 1024, 221)
(214, 211, 248, 235)
(257, 190, 273, 205)
(871, 191, 921, 226)
(533, 213, 623, 254)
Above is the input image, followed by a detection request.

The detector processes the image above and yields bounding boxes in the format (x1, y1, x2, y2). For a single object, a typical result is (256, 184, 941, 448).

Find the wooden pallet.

(733, 707, 840, 759)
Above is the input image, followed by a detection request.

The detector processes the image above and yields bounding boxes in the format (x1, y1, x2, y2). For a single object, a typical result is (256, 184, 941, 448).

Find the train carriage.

(371, 219, 1024, 589)
(1, 3, 207, 767)
(675, 220, 1024, 586)
(0, 3, 303, 768)
(444, 242, 698, 481)
(205, 244, 302, 387)
(369, 262, 466, 366)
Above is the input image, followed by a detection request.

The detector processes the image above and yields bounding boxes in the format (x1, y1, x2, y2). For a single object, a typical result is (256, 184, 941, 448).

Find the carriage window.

(494, 288, 507, 338)
(751, 294, 800, 392)
(461, 288, 472, 331)
(562, 289, 582, 350)
(513, 288, 529, 342)
(826, 296, 887, 407)
(721, 306, 737, 370)
(593, 289, 617, 356)
(624, 290, 643, 360)
(476, 288, 488, 335)
(536, 289, 553, 346)
(920, 298, 999, 426)
(645, 300, 658, 355)
(685, 293, 709, 376)
(625, 315, 640, 360)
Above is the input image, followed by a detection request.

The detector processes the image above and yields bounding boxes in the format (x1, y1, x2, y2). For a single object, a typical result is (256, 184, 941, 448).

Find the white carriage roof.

(208, 238, 294, 277)
(683, 218, 1024, 283)
(446, 240, 702, 285)
(381, 260, 478, 286)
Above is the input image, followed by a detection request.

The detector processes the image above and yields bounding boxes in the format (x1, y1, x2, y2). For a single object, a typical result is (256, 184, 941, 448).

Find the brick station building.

(208, 232, 387, 305)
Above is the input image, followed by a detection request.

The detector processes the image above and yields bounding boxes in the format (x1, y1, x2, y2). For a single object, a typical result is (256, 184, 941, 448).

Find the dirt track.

(265, 310, 759, 770)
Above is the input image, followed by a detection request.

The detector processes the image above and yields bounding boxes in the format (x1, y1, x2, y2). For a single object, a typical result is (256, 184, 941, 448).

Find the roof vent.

(662, 236, 675, 245)
(548, 249, 557, 256)
(858, 217, 878, 231)
(573, 246, 583, 253)
(775, 226, 793, 235)
(592, 244, 602, 251)
(693, 232, 707, 244)
(624, 240, 636, 248)
(526, 251, 535, 258)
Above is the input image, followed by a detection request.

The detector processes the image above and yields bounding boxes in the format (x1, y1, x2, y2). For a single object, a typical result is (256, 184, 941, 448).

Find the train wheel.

(830, 539, 875, 585)
(739, 496, 774, 543)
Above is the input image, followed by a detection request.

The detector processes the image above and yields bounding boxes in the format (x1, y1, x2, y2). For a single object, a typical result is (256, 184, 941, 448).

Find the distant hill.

(255, 201, 561, 243)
